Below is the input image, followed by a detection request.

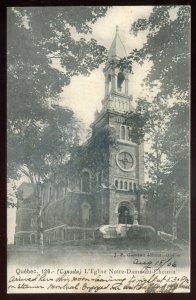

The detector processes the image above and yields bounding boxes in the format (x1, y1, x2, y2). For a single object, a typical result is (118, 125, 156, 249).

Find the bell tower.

(101, 25, 134, 114)
(91, 26, 145, 226)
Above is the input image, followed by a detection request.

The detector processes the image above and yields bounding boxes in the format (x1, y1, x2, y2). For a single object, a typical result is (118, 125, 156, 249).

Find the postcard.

(7, 5, 190, 293)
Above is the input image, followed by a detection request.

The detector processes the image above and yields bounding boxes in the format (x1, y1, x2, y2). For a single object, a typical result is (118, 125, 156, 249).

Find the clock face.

(116, 150, 135, 171)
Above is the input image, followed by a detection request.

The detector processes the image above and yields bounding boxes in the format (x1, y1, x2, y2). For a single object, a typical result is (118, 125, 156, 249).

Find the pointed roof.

(108, 25, 127, 60)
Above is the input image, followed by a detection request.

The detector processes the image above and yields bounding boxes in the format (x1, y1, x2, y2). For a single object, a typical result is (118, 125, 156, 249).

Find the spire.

(108, 25, 127, 60)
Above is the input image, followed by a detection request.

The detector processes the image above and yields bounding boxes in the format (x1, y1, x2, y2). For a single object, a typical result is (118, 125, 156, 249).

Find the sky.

(8, 6, 157, 244)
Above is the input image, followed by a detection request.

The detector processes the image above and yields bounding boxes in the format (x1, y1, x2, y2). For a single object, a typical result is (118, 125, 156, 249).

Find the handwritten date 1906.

(133, 257, 177, 272)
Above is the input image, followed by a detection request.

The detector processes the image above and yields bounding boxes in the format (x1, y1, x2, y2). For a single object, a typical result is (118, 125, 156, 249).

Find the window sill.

(117, 139, 137, 146)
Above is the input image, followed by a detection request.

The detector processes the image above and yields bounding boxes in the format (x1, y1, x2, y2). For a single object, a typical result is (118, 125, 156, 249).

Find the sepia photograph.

(7, 5, 190, 293)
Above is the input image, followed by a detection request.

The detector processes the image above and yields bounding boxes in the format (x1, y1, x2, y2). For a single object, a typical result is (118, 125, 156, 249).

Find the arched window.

(117, 72, 125, 93)
(129, 182, 132, 191)
(124, 181, 128, 190)
(81, 171, 90, 193)
(115, 180, 118, 188)
(121, 126, 125, 140)
(120, 180, 123, 189)
(128, 126, 132, 140)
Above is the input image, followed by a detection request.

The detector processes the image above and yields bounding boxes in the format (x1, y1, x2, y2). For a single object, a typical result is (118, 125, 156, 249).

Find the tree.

(7, 7, 108, 131)
(7, 105, 81, 184)
(131, 6, 190, 100)
(7, 7, 109, 183)
(124, 6, 190, 237)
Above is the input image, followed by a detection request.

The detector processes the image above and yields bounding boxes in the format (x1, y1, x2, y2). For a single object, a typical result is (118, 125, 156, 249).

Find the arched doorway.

(118, 206, 133, 224)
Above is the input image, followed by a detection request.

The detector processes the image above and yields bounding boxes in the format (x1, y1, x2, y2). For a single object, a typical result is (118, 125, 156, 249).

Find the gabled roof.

(108, 25, 127, 60)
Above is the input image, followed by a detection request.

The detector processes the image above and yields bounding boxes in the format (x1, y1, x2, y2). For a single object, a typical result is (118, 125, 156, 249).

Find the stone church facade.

(14, 26, 145, 246)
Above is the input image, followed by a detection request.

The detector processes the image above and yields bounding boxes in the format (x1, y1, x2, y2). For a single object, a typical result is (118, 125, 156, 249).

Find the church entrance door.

(118, 205, 133, 224)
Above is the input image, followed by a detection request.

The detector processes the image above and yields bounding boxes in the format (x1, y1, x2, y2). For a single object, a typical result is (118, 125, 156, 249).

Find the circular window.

(116, 150, 136, 172)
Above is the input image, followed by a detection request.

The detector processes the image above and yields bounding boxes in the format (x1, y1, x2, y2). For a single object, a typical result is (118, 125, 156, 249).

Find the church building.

(14, 26, 145, 246)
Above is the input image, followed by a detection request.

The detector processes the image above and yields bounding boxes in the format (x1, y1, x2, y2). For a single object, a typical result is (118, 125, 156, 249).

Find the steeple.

(98, 26, 134, 115)
(108, 25, 127, 61)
